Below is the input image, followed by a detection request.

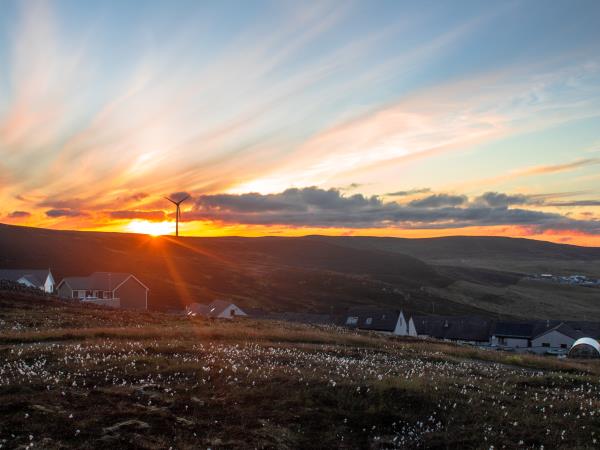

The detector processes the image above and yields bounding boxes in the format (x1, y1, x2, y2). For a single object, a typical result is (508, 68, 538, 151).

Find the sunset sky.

(1, 0, 600, 245)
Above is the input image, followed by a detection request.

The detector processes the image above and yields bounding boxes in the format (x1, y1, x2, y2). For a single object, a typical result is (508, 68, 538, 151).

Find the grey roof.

(346, 307, 400, 332)
(60, 272, 143, 291)
(187, 303, 211, 316)
(533, 323, 582, 340)
(208, 299, 235, 316)
(0, 269, 50, 288)
(186, 300, 244, 318)
(412, 315, 493, 342)
(493, 320, 600, 340)
(565, 321, 600, 339)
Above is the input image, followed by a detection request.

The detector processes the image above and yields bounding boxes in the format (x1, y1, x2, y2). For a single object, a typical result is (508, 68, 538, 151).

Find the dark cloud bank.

(183, 187, 600, 234)
(7, 211, 30, 218)
(45, 209, 86, 218)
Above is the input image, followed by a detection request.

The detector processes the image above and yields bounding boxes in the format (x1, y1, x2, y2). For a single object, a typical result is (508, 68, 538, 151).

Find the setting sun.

(126, 220, 175, 236)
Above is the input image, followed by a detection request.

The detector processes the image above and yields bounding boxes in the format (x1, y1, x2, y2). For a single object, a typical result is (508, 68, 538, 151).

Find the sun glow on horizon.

(126, 220, 175, 236)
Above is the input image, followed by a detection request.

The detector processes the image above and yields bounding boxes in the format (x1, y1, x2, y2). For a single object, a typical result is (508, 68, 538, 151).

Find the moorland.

(0, 290, 599, 449)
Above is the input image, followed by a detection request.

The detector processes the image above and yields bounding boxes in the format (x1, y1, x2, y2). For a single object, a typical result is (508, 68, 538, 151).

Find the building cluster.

(531, 273, 600, 286)
(2, 268, 599, 358)
(344, 307, 600, 358)
(0, 269, 149, 310)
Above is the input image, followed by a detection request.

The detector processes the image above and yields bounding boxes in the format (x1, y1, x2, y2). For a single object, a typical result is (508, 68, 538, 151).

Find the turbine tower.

(165, 194, 190, 237)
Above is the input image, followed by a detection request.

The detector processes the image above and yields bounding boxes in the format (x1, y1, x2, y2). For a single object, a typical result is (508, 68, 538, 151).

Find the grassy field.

(1, 291, 600, 449)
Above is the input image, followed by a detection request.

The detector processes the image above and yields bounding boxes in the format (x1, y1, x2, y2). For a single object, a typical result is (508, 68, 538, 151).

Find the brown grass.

(1, 292, 599, 449)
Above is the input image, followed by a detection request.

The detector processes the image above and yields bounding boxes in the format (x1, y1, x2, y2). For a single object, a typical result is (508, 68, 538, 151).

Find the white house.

(187, 300, 247, 319)
(0, 269, 55, 293)
(407, 317, 417, 337)
(531, 324, 578, 354)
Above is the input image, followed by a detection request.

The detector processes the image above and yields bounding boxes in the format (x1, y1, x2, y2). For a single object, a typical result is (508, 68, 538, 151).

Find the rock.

(103, 419, 150, 435)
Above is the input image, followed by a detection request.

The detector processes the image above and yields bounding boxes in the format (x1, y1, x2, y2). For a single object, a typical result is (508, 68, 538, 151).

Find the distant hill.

(1, 224, 599, 320)
(309, 235, 600, 261)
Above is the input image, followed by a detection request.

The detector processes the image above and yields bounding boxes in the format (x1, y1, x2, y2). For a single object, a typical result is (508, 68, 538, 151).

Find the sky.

(1, 0, 600, 245)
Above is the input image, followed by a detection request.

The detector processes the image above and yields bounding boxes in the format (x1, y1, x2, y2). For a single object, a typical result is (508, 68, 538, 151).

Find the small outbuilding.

(568, 337, 600, 359)
(186, 300, 247, 319)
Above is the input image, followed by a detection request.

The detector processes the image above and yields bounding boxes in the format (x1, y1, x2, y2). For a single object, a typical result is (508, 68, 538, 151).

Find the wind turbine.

(165, 194, 190, 237)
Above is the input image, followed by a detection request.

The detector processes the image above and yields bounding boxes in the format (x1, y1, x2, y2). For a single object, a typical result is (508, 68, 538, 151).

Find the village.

(529, 273, 600, 287)
(1, 268, 599, 360)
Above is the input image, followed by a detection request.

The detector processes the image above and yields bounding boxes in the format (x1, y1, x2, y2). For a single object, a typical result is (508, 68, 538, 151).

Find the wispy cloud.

(6, 210, 30, 218)
(386, 188, 431, 197)
(0, 1, 599, 244)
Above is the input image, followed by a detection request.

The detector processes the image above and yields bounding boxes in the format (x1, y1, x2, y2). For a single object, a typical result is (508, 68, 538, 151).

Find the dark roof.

(0, 269, 50, 288)
(533, 321, 600, 340)
(60, 272, 145, 291)
(346, 307, 400, 332)
(565, 321, 600, 339)
(492, 320, 598, 340)
(412, 315, 492, 342)
(492, 321, 536, 339)
(187, 303, 211, 316)
(186, 300, 245, 317)
(403, 314, 600, 343)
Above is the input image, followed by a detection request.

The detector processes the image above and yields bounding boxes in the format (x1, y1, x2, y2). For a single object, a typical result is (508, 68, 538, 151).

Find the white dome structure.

(568, 337, 600, 359)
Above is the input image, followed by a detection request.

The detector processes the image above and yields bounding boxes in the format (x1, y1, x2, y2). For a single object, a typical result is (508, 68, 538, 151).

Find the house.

(57, 272, 149, 310)
(411, 316, 493, 345)
(344, 308, 410, 336)
(531, 323, 581, 353)
(493, 320, 600, 354)
(490, 321, 535, 349)
(0, 269, 55, 293)
(186, 300, 247, 319)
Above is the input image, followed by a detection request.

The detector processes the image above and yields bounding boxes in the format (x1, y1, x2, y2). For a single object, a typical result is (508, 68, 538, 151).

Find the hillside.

(1, 291, 599, 449)
(311, 235, 600, 276)
(1, 224, 600, 319)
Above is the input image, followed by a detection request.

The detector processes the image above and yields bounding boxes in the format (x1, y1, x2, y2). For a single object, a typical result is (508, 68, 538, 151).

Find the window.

(230, 309, 236, 317)
(72, 291, 78, 299)
(542, 343, 550, 347)
(346, 316, 358, 325)
(365, 317, 373, 325)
